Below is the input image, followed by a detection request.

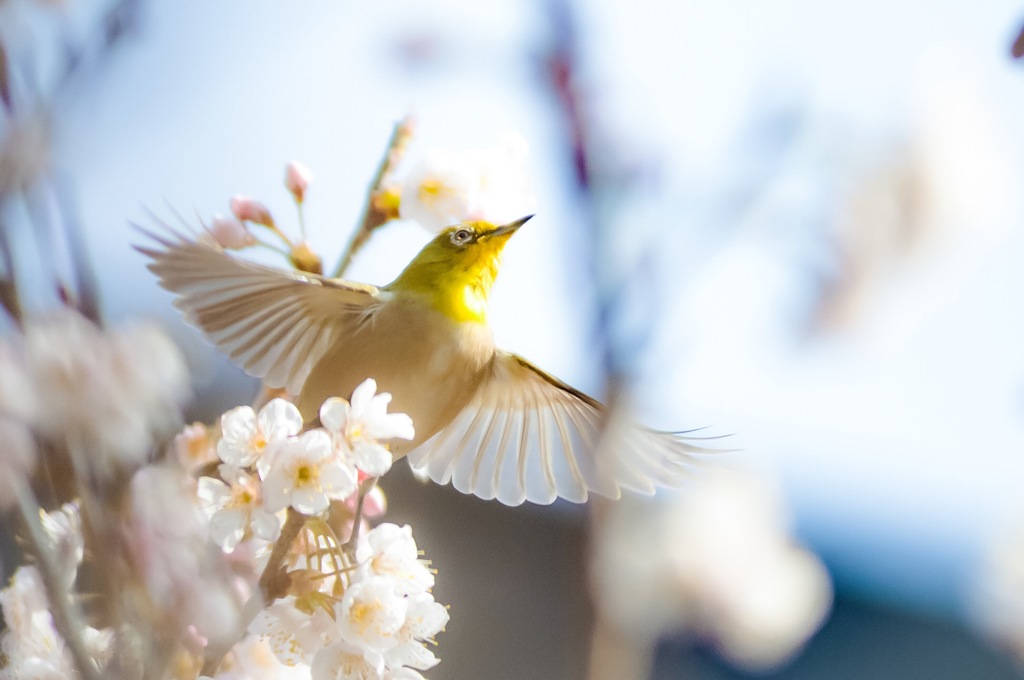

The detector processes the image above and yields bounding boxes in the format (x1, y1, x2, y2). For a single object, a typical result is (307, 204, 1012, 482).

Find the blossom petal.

(319, 397, 351, 433)
(258, 398, 303, 441)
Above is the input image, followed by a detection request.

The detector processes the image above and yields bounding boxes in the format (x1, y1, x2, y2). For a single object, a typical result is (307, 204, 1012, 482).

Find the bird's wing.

(406, 351, 720, 506)
(135, 222, 384, 394)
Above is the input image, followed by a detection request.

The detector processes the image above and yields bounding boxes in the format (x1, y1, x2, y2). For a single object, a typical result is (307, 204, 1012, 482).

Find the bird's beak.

(489, 214, 533, 238)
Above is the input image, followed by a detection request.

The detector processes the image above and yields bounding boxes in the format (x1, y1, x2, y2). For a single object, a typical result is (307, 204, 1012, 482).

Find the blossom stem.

(330, 116, 415, 278)
(258, 507, 307, 602)
(296, 201, 307, 241)
(343, 476, 377, 553)
(200, 508, 308, 677)
(12, 478, 103, 680)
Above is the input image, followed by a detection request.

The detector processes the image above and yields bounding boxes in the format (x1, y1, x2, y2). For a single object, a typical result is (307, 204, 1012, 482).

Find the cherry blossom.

(260, 430, 358, 515)
(218, 398, 302, 469)
(320, 379, 414, 477)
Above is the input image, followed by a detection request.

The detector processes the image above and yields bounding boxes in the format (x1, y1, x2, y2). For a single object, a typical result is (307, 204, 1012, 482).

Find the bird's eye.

(450, 229, 473, 246)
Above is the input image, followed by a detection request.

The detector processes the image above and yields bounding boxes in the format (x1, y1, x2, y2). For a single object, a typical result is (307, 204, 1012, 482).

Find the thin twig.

(330, 116, 414, 278)
(199, 508, 307, 677)
(13, 478, 103, 680)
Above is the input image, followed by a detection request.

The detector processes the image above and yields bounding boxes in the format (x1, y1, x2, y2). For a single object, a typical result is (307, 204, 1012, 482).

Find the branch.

(330, 116, 414, 278)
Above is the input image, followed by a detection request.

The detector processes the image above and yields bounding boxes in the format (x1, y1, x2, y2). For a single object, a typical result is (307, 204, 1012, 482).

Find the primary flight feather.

(138, 216, 714, 506)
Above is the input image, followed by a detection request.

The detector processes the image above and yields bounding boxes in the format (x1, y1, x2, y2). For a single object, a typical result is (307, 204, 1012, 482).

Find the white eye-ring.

(450, 228, 473, 245)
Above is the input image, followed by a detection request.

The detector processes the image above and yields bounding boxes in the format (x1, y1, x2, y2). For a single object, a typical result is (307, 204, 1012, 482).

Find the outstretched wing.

(136, 221, 385, 394)
(406, 351, 721, 506)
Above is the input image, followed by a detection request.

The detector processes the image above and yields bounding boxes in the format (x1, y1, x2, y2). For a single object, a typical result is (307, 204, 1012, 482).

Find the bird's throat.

(433, 259, 497, 324)
(390, 252, 500, 325)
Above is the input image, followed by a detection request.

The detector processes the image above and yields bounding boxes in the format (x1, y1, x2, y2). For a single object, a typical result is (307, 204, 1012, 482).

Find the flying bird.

(138, 216, 715, 506)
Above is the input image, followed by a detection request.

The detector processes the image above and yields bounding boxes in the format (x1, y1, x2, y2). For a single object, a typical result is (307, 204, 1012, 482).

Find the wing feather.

(407, 351, 721, 506)
(136, 220, 383, 394)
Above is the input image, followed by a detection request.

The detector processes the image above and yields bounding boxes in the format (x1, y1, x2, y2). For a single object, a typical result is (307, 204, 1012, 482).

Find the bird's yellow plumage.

(138, 216, 716, 506)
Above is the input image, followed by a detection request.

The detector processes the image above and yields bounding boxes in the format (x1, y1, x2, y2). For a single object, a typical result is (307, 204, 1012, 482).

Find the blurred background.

(3, 0, 1024, 678)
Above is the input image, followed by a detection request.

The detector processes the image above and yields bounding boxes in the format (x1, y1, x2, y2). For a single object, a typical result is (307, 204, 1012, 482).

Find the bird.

(137, 215, 717, 506)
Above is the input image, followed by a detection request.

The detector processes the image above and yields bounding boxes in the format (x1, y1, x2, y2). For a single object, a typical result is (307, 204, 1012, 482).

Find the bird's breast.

(296, 297, 495, 456)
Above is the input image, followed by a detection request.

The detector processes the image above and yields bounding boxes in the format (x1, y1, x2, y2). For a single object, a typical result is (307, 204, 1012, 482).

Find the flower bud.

(209, 214, 256, 250)
(229, 195, 275, 227)
(284, 161, 314, 203)
(288, 242, 322, 275)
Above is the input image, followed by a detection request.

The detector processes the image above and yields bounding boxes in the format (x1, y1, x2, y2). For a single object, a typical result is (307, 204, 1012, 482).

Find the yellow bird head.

(387, 215, 532, 324)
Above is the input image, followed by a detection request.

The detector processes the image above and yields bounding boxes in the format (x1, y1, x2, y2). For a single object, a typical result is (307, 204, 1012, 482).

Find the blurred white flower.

(39, 502, 84, 589)
(399, 149, 477, 232)
(357, 523, 433, 596)
(261, 429, 358, 515)
(126, 465, 243, 649)
(0, 565, 112, 680)
(173, 421, 219, 470)
(335, 575, 407, 653)
(320, 379, 414, 477)
(197, 464, 281, 552)
(209, 214, 257, 250)
(219, 398, 302, 470)
(591, 471, 831, 671)
(399, 135, 534, 232)
(285, 162, 314, 204)
(18, 310, 189, 476)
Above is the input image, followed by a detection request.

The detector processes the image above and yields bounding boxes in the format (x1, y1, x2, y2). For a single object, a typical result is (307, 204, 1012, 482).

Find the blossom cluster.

(245, 523, 448, 680)
(204, 140, 534, 258)
(0, 308, 190, 498)
(195, 379, 413, 553)
(0, 373, 446, 680)
(591, 471, 832, 671)
(396, 134, 535, 233)
(0, 504, 113, 680)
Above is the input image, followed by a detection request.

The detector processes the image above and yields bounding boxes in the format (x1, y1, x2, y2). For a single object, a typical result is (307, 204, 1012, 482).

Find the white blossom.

(398, 136, 534, 233)
(197, 465, 281, 551)
(251, 597, 338, 667)
(39, 502, 84, 589)
(383, 669, 425, 680)
(0, 566, 112, 680)
(591, 471, 831, 671)
(399, 149, 478, 233)
(212, 634, 311, 680)
(311, 641, 385, 680)
(382, 592, 448, 672)
(173, 421, 219, 469)
(261, 429, 358, 515)
(20, 309, 189, 475)
(320, 379, 414, 477)
(218, 398, 302, 469)
(127, 465, 243, 648)
(335, 576, 407, 653)
(357, 523, 433, 596)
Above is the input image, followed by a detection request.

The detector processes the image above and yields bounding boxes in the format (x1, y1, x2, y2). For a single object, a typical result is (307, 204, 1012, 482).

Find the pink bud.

(284, 161, 314, 203)
(229, 195, 274, 227)
(208, 214, 256, 250)
(362, 486, 387, 518)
